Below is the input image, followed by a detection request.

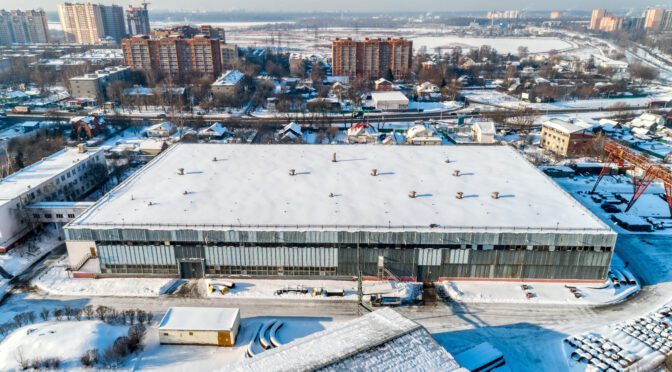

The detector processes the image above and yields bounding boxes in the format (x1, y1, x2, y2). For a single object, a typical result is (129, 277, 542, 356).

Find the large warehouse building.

(65, 144, 616, 282)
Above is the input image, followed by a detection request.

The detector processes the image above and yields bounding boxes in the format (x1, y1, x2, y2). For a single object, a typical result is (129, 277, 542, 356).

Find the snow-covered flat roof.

(213, 70, 245, 86)
(234, 308, 462, 372)
(371, 91, 409, 103)
(542, 119, 593, 135)
(0, 147, 101, 204)
(71, 144, 610, 233)
(159, 307, 239, 331)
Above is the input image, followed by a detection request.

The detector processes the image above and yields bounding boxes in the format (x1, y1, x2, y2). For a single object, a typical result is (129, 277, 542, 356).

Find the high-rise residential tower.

(0, 9, 50, 45)
(126, 3, 150, 36)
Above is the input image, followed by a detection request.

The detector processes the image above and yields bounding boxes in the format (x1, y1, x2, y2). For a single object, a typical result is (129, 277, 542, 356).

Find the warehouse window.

(163, 333, 169, 336)
(189, 332, 193, 336)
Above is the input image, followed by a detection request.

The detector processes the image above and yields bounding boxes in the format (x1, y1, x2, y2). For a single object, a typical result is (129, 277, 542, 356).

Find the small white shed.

(371, 91, 409, 111)
(159, 307, 240, 347)
(472, 121, 496, 144)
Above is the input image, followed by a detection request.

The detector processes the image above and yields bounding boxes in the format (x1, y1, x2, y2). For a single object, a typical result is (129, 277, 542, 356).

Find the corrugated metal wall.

(99, 244, 176, 265)
(204, 246, 337, 268)
(91, 240, 612, 280)
(65, 227, 617, 248)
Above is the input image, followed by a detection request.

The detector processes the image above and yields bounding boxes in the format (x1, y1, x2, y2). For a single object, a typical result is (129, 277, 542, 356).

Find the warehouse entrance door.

(179, 260, 204, 279)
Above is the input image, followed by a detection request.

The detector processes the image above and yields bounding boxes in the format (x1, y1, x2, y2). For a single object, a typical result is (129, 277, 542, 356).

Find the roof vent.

(329, 192, 334, 198)
(408, 191, 417, 198)
(371, 169, 378, 176)
(183, 190, 189, 195)
(456, 192, 464, 199)
(148, 201, 154, 206)
(444, 158, 450, 163)
(212, 157, 217, 162)
(289, 169, 296, 176)
(452, 170, 460, 177)
(178, 168, 184, 175)
(491, 191, 500, 199)
(332, 152, 337, 162)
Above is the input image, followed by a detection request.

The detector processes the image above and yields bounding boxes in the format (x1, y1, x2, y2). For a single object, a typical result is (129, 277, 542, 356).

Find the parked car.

(601, 204, 621, 213)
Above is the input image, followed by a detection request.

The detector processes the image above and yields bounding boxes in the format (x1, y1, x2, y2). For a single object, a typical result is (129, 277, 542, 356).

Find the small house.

(416, 82, 440, 97)
(278, 122, 302, 142)
(159, 307, 240, 347)
(374, 78, 393, 91)
(347, 122, 378, 144)
(198, 122, 229, 140)
(147, 122, 176, 138)
(406, 124, 442, 145)
(71, 115, 105, 139)
(471, 121, 496, 144)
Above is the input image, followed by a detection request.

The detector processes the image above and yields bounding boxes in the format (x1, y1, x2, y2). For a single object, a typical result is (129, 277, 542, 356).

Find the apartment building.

(122, 35, 225, 79)
(0, 9, 50, 45)
(599, 16, 624, 32)
(644, 8, 666, 30)
(126, 4, 150, 36)
(58, 3, 125, 44)
(332, 37, 412, 80)
(590, 9, 607, 30)
(589, 9, 624, 32)
(69, 66, 130, 101)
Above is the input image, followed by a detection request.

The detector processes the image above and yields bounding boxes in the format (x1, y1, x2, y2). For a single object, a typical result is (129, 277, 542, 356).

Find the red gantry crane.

(591, 141, 672, 217)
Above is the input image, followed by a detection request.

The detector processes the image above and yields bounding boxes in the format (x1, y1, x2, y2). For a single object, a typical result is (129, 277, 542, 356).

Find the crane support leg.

(665, 183, 672, 218)
(624, 168, 656, 212)
(591, 154, 615, 194)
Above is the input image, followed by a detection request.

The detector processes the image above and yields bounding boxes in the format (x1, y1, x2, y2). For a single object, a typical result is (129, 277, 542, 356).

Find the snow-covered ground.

(0, 226, 63, 277)
(555, 174, 670, 235)
(32, 259, 178, 297)
(462, 89, 672, 111)
(226, 25, 572, 55)
(0, 320, 128, 370)
(127, 316, 335, 370)
(205, 278, 416, 301)
(442, 263, 638, 306)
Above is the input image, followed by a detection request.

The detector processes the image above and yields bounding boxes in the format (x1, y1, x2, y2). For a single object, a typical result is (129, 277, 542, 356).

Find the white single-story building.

(471, 121, 496, 144)
(371, 91, 409, 111)
(159, 307, 240, 347)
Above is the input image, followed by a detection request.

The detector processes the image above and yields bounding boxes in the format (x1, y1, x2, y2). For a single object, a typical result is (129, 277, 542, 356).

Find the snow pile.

(0, 321, 127, 370)
(33, 259, 177, 297)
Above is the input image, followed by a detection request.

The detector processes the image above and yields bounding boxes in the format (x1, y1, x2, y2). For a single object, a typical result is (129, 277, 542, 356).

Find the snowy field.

(461, 89, 672, 111)
(0, 321, 128, 370)
(412, 36, 572, 54)
(33, 259, 178, 297)
(226, 25, 573, 55)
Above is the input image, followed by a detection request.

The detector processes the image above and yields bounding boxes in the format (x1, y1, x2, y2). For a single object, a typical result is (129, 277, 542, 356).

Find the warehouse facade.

(65, 144, 616, 282)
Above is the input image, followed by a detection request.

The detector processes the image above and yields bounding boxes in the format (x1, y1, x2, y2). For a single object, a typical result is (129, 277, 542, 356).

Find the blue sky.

(5, 0, 672, 12)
